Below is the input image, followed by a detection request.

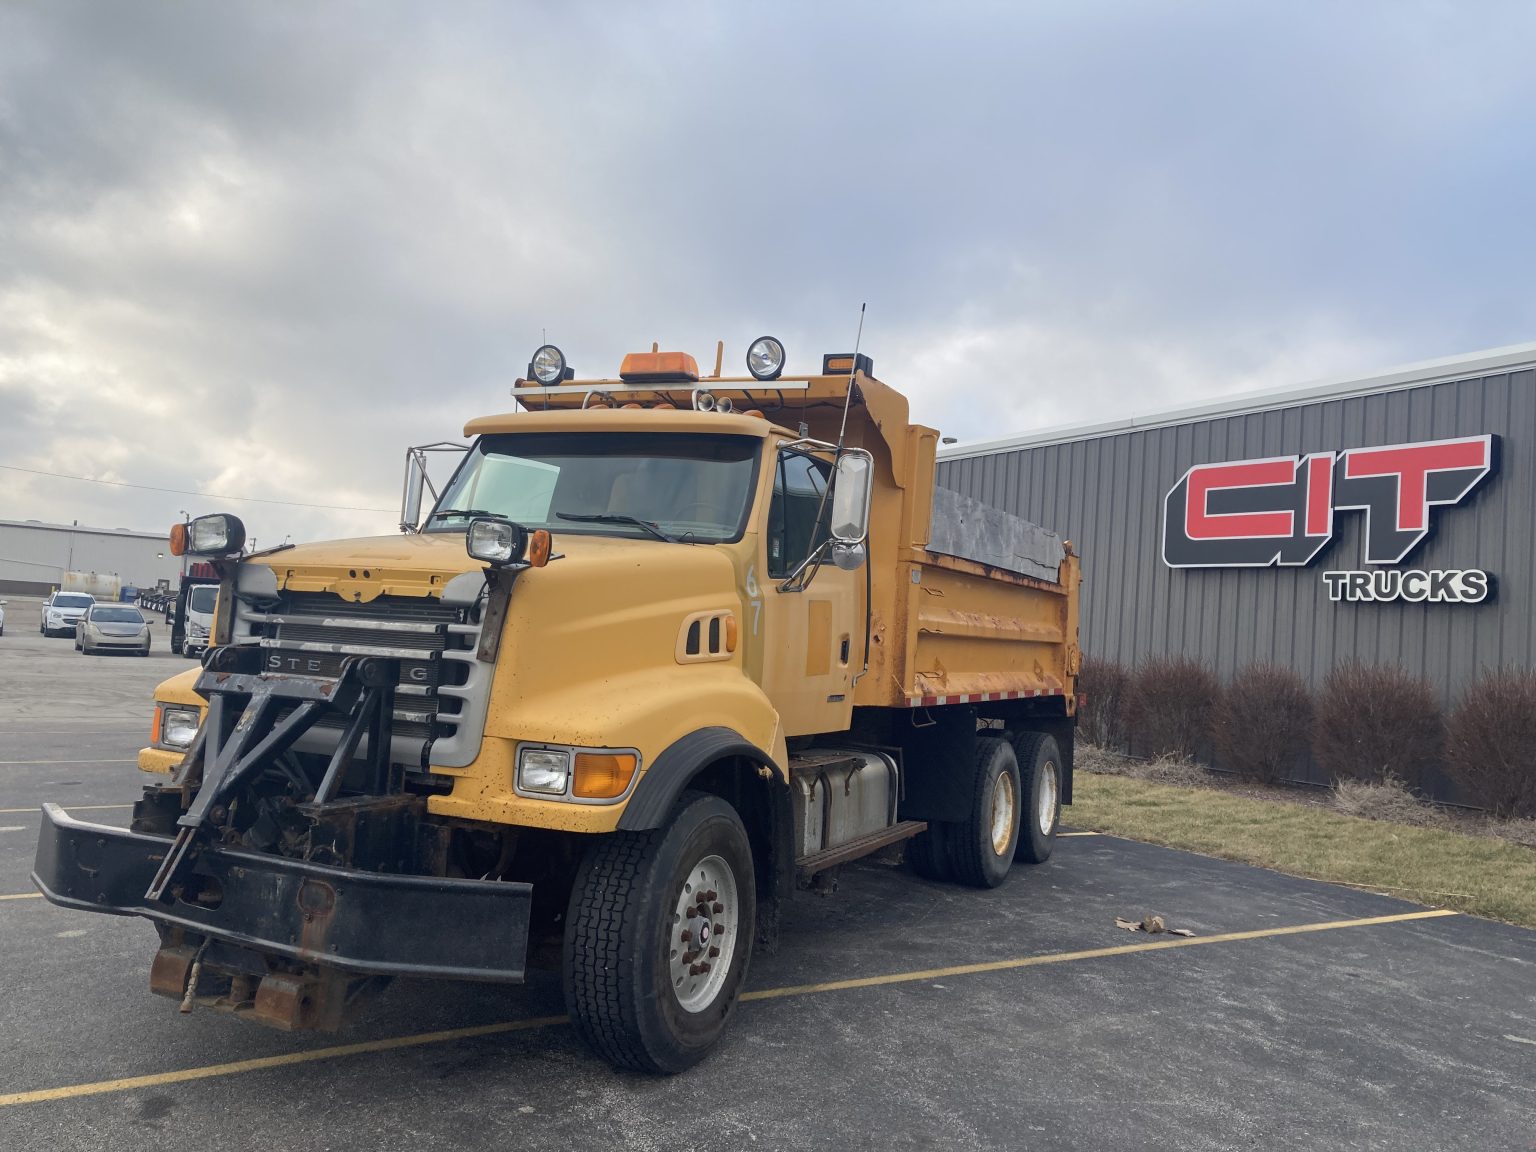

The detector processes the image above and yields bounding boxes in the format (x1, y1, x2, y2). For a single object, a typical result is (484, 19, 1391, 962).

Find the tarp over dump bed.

(925, 487, 1065, 584)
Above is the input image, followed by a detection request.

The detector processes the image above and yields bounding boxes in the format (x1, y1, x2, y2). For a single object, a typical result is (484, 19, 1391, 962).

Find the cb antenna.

(834, 302, 867, 454)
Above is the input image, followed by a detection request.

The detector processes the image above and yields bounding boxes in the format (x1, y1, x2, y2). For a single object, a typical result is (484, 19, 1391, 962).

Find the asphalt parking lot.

(1, 596, 1533, 1151)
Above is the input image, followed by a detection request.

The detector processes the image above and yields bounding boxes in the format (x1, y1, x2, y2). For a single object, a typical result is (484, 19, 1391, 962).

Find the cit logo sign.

(1162, 434, 1498, 603)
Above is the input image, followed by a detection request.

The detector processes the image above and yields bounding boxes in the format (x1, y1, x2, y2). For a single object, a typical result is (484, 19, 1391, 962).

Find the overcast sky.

(3, 1, 1534, 548)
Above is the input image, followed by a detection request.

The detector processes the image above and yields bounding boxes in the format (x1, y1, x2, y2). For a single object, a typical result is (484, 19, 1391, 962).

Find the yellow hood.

(253, 531, 727, 602)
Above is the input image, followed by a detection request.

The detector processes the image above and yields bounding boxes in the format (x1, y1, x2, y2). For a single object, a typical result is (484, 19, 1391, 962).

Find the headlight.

(466, 517, 527, 566)
(517, 747, 571, 795)
(528, 344, 568, 386)
(186, 513, 246, 556)
(746, 335, 786, 381)
(160, 706, 201, 749)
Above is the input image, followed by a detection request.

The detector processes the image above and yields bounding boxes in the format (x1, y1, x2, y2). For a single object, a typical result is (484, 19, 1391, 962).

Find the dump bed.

(888, 491, 1081, 709)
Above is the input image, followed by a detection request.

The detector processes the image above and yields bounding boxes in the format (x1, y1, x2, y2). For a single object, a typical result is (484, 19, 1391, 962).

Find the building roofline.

(0, 519, 168, 540)
(937, 339, 1536, 461)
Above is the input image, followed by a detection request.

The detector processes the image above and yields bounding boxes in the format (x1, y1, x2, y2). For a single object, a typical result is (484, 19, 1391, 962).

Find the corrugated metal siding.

(937, 369, 1536, 777)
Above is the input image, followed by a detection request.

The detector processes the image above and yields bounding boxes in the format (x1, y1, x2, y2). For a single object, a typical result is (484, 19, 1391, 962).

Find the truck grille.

(242, 593, 480, 758)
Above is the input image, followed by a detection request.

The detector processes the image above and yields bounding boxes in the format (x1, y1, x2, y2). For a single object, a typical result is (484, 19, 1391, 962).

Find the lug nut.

(689, 963, 703, 976)
(703, 890, 717, 902)
(680, 930, 691, 942)
(712, 902, 724, 914)
(713, 923, 724, 935)
(707, 946, 720, 958)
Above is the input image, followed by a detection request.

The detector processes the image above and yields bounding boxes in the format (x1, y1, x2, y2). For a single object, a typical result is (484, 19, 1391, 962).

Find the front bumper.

(32, 803, 533, 983)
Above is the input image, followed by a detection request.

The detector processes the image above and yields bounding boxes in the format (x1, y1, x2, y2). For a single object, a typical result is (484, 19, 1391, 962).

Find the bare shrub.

(1127, 656, 1219, 759)
(1078, 656, 1131, 751)
(1139, 753, 1210, 788)
(1313, 662, 1443, 787)
(1075, 742, 1132, 776)
(1446, 666, 1536, 818)
(1212, 663, 1313, 784)
(1330, 776, 1444, 828)
(1074, 742, 1210, 787)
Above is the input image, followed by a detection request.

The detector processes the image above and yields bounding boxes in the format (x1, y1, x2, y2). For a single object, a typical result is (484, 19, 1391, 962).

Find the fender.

(618, 726, 779, 830)
(619, 727, 795, 946)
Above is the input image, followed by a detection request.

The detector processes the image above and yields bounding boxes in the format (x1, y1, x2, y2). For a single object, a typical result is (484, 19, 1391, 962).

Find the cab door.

(757, 447, 860, 736)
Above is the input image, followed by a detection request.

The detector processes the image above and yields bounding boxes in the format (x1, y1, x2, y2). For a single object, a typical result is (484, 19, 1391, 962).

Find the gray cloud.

(2, 1, 1534, 547)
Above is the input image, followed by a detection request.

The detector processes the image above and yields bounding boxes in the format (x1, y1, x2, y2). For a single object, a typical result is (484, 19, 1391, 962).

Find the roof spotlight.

(746, 336, 786, 382)
(529, 344, 569, 386)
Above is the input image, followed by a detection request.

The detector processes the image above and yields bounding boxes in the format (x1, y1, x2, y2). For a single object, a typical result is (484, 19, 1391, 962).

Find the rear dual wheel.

(907, 731, 1063, 884)
(908, 735, 1021, 889)
(563, 792, 755, 1074)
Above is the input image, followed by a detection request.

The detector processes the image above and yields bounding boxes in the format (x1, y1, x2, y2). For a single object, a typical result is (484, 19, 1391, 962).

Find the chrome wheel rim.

(989, 770, 1017, 856)
(668, 853, 740, 1013)
(1038, 761, 1059, 836)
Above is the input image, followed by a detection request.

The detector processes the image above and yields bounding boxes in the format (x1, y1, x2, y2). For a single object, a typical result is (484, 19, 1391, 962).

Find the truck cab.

(36, 340, 1080, 1073)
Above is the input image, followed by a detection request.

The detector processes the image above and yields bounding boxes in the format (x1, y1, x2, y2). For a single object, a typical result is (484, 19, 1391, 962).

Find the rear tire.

(946, 736, 1021, 889)
(1012, 732, 1062, 864)
(563, 791, 755, 1074)
(905, 824, 952, 881)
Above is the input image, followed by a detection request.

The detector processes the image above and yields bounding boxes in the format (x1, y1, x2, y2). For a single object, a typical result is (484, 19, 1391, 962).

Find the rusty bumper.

(31, 803, 532, 983)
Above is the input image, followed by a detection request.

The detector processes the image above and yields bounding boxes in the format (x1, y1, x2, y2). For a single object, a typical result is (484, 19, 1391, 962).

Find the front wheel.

(563, 791, 756, 1074)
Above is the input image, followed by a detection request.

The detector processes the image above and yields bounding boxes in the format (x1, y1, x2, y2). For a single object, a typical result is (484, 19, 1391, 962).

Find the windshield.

(188, 586, 219, 614)
(54, 594, 93, 609)
(92, 607, 144, 624)
(429, 432, 760, 543)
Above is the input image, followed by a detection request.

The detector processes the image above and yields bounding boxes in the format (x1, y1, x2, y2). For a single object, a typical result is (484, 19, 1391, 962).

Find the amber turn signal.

(169, 523, 189, 557)
(572, 753, 638, 799)
(527, 529, 552, 568)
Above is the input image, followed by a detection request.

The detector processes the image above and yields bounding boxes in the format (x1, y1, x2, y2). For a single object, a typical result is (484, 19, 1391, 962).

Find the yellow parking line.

(0, 893, 42, 901)
(0, 760, 138, 766)
(0, 907, 1456, 1109)
(0, 804, 133, 815)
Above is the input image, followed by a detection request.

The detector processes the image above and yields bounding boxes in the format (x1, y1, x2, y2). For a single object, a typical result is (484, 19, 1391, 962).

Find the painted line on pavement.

(0, 804, 133, 815)
(1057, 831, 1100, 837)
(0, 907, 1457, 1109)
(0, 759, 138, 766)
(0, 893, 42, 901)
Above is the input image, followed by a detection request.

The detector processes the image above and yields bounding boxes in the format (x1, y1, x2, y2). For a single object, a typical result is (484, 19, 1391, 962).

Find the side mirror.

(400, 448, 428, 532)
(830, 450, 874, 545)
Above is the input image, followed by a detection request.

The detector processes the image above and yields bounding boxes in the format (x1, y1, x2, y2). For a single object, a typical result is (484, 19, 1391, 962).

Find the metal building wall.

(936, 366, 1536, 720)
(0, 521, 185, 596)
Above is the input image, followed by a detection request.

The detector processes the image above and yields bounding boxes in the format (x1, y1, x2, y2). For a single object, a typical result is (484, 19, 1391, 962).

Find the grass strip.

(1071, 772, 1536, 928)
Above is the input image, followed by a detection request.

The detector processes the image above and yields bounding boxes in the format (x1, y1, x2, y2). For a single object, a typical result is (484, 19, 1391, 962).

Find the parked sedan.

(76, 604, 152, 656)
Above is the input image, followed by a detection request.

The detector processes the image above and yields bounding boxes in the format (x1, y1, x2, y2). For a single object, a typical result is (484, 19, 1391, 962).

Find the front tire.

(563, 791, 756, 1074)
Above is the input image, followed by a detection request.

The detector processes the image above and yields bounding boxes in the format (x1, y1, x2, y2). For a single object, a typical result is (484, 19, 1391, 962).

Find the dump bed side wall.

(895, 551, 1080, 707)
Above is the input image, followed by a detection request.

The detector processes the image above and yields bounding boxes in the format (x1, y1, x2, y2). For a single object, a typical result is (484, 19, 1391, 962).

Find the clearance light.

(747, 336, 786, 381)
(528, 344, 569, 385)
(822, 352, 874, 377)
(573, 752, 639, 799)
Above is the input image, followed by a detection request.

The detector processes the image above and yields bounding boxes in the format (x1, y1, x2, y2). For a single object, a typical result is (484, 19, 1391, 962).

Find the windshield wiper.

(427, 509, 495, 524)
(556, 512, 680, 543)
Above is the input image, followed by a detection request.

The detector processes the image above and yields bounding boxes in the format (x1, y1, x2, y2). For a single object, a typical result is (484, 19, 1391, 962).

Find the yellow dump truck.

(34, 338, 1081, 1072)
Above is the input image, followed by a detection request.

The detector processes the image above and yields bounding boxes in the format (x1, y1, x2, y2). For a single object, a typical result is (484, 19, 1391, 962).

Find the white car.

(41, 591, 95, 637)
